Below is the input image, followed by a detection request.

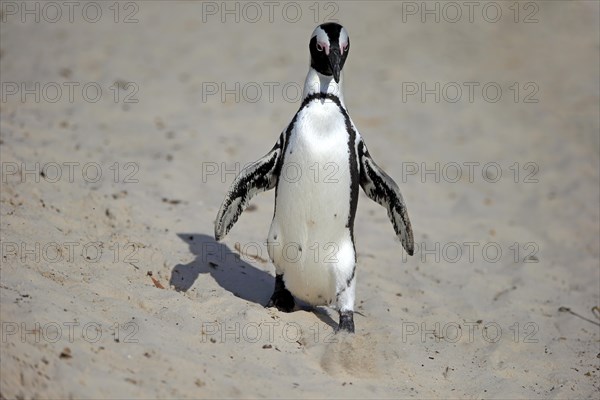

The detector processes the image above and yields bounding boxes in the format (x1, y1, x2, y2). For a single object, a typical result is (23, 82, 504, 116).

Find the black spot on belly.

(274, 234, 278, 240)
(298, 245, 302, 252)
(334, 213, 337, 218)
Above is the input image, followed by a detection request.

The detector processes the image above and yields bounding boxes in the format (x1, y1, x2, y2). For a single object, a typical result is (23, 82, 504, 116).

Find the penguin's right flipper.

(358, 139, 414, 255)
(214, 134, 284, 241)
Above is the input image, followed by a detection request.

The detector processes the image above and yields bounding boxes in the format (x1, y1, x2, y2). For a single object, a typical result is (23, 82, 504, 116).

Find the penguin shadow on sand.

(170, 233, 271, 304)
(170, 233, 337, 329)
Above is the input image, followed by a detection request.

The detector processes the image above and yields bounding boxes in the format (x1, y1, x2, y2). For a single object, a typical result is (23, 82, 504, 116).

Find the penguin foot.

(266, 289, 295, 312)
(265, 274, 295, 312)
(336, 310, 355, 333)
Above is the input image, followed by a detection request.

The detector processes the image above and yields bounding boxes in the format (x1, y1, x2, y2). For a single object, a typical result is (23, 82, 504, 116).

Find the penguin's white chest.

(268, 100, 356, 305)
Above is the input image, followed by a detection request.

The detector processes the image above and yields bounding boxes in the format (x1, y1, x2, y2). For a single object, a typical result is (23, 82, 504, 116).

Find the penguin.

(215, 22, 414, 333)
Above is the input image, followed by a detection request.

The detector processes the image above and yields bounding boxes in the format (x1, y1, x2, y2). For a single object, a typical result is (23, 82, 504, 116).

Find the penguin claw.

(336, 311, 355, 333)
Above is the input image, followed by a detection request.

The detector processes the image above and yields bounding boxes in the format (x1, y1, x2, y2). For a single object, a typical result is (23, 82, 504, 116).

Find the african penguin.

(215, 22, 414, 333)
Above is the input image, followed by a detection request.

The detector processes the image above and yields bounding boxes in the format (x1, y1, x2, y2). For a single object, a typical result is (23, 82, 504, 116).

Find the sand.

(1, 1, 599, 398)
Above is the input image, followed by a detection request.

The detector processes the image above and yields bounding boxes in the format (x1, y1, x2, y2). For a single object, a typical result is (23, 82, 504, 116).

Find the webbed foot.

(266, 274, 295, 312)
(336, 310, 355, 333)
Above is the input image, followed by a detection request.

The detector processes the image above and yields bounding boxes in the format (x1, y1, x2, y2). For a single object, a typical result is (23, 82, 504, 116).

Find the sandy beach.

(1, 1, 599, 398)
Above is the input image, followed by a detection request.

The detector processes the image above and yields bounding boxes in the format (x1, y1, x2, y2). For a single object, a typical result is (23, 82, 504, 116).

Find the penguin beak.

(328, 48, 342, 83)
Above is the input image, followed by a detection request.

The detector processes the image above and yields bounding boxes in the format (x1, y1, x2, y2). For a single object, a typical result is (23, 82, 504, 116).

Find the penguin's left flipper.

(214, 135, 284, 241)
(358, 139, 414, 255)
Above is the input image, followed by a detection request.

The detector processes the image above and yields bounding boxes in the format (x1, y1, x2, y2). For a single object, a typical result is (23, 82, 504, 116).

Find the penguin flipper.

(214, 137, 283, 241)
(358, 139, 414, 255)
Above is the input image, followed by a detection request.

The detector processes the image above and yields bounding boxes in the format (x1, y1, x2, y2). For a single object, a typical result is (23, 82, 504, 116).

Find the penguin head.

(309, 23, 349, 84)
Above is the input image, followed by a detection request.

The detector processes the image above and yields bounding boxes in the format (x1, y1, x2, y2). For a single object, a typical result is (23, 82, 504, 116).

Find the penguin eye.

(316, 42, 324, 52)
(343, 43, 349, 52)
